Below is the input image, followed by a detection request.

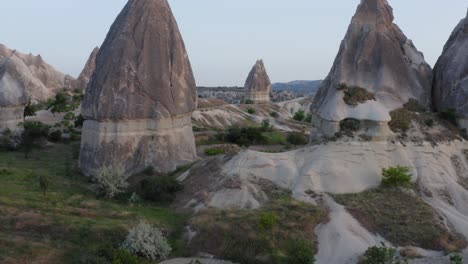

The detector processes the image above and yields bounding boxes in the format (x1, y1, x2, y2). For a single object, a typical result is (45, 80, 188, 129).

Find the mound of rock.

(79, 0, 198, 176)
(433, 11, 468, 129)
(244, 60, 272, 103)
(311, 0, 432, 138)
(76, 47, 99, 91)
(0, 44, 76, 102)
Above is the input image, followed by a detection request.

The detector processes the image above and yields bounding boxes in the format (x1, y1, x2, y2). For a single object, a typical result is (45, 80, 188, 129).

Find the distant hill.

(272, 80, 322, 95)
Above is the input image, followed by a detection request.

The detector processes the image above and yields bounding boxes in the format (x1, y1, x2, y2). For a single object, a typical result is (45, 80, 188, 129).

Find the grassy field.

(0, 143, 188, 263)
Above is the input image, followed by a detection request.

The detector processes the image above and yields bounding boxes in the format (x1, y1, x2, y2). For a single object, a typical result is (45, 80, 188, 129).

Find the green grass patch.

(188, 196, 328, 264)
(0, 144, 188, 263)
(334, 187, 466, 252)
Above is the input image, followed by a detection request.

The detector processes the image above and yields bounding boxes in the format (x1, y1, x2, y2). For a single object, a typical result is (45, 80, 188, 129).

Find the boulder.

(244, 60, 272, 103)
(311, 0, 432, 138)
(433, 10, 468, 129)
(79, 0, 198, 176)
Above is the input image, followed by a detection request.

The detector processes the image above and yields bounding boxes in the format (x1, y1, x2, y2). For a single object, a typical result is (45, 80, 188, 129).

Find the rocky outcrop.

(76, 47, 99, 90)
(244, 60, 272, 103)
(80, 0, 198, 176)
(311, 0, 432, 138)
(0, 51, 28, 131)
(433, 11, 468, 129)
(0, 44, 76, 103)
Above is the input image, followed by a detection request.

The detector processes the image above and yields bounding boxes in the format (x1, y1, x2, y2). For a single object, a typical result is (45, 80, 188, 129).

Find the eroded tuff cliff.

(79, 0, 198, 176)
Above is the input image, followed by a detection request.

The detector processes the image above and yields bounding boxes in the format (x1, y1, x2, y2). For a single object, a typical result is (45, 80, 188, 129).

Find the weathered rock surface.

(244, 60, 272, 103)
(433, 11, 468, 129)
(76, 47, 99, 91)
(311, 0, 432, 137)
(80, 0, 198, 176)
(0, 44, 76, 103)
(0, 44, 75, 130)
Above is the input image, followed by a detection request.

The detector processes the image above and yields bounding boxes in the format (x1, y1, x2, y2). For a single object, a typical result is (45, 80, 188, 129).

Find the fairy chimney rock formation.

(244, 60, 272, 103)
(76, 47, 99, 91)
(433, 11, 468, 129)
(311, 0, 433, 138)
(79, 0, 198, 176)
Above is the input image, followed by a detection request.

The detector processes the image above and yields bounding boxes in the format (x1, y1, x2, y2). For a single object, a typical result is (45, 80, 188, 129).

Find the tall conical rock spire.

(79, 0, 198, 176)
(433, 12, 468, 128)
(244, 60, 272, 103)
(311, 0, 432, 138)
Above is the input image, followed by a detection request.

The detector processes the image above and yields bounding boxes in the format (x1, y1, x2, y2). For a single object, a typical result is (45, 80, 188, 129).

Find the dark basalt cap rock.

(244, 60, 272, 94)
(82, 0, 197, 121)
(432, 10, 468, 117)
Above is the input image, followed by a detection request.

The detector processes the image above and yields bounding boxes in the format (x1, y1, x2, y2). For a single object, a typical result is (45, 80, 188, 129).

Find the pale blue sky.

(0, 0, 466, 86)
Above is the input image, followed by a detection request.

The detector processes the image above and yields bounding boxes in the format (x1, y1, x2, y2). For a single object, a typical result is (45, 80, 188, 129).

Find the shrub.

(21, 121, 50, 158)
(141, 175, 183, 203)
(204, 147, 225, 156)
(111, 249, 145, 264)
(247, 108, 256, 114)
(284, 239, 316, 264)
(361, 244, 407, 264)
(340, 118, 361, 132)
(287, 132, 308, 146)
(75, 114, 85, 128)
(244, 99, 255, 105)
(389, 109, 412, 133)
(424, 119, 434, 127)
(337, 84, 376, 106)
(223, 126, 267, 146)
(121, 221, 172, 260)
(93, 165, 129, 198)
(294, 110, 306, 121)
(23, 98, 38, 119)
(0, 128, 21, 151)
(270, 111, 279, 118)
(261, 119, 273, 132)
(49, 130, 62, 142)
(305, 113, 312, 123)
(450, 254, 463, 264)
(439, 108, 458, 125)
(381, 166, 412, 187)
(258, 211, 277, 230)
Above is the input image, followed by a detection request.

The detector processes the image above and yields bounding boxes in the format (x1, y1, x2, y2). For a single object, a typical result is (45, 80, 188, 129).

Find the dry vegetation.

(337, 84, 376, 106)
(334, 187, 467, 253)
(187, 196, 328, 264)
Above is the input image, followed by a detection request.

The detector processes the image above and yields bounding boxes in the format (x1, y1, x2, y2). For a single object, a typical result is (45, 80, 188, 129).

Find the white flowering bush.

(93, 165, 129, 198)
(121, 221, 172, 260)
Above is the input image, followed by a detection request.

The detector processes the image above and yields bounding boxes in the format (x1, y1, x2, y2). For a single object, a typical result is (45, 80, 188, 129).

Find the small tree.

(294, 110, 306, 121)
(381, 166, 412, 187)
(93, 165, 129, 198)
(247, 108, 256, 114)
(21, 121, 50, 158)
(361, 244, 407, 264)
(23, 98, 37, 120)
(261, 119, 273, 132)
(121, 221, 172, 260)
(287, 132, 308, 146)
(285, 239, 316, 264)
(450, 254, 463, 264)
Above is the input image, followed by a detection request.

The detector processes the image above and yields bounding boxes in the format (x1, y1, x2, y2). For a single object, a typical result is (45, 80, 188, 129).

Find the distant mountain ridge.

(272, 80, 322, 95)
